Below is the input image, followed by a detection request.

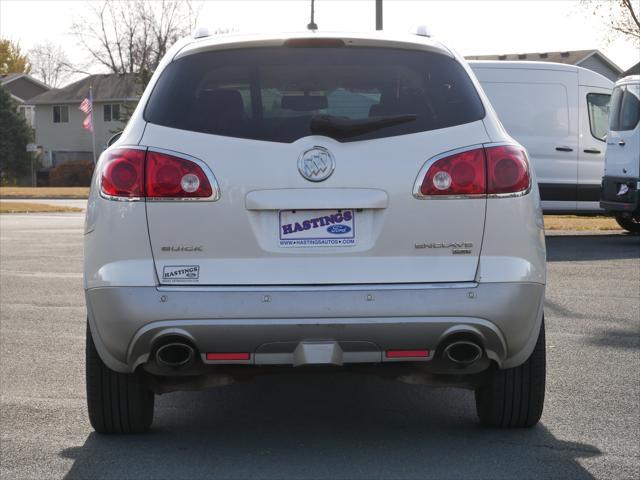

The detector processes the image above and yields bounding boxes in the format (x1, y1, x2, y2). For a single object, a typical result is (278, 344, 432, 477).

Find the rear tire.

(475, 318, 545, 428)
(86, 322, 155, 433)
(615, 214, 640, 234)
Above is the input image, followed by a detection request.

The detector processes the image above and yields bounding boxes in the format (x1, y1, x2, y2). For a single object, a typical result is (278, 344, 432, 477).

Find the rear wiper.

(310, 114, 417, 139)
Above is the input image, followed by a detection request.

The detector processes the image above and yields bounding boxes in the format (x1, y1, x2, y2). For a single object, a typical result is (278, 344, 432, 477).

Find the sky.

(1, 0, 638, 79)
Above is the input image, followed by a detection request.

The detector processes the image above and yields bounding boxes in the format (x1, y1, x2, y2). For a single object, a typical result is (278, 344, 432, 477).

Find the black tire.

(615, 214, 640, 234)
(475, 318, 546, 428)
(86, 323, 155, 433)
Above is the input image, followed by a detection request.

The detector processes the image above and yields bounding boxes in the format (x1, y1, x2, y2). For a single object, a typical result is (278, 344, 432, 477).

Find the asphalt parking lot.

(1, 213, 638, 480)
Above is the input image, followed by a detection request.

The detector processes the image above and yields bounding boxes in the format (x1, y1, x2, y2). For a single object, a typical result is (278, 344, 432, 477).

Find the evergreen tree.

(0, 86, 33, 184)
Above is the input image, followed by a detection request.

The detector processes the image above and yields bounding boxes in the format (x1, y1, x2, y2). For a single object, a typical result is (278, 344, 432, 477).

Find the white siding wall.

(35, 101, 134, 167)
(577, 56, 620, 83)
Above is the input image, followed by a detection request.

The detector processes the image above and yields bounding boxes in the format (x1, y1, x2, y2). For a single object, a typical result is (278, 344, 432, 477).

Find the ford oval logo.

(327, 224, 351, 234)
(298, 147, 335, 182)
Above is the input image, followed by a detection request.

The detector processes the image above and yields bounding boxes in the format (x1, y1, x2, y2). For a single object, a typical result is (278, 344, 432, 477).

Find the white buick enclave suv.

(84, 31, 546, 433)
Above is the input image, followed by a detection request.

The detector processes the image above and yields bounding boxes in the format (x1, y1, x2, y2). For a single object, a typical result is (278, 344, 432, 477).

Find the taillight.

(414, 144, 530, 198)
(101, 148, 145, 198)
(485, 145, 530, 195)
(100, 148, 217, 200)
(146, 151, 213, 199)
(418, 148, 486, 196)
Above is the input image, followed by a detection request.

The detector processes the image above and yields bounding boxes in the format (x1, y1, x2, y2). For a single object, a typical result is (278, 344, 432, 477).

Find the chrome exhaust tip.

(155, 342, 195, 369)
(443, 340, 483, 366)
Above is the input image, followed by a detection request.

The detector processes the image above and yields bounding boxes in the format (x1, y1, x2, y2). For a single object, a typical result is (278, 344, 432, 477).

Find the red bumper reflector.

(385, 349, 430, 358)
(206, 352, 250, 361)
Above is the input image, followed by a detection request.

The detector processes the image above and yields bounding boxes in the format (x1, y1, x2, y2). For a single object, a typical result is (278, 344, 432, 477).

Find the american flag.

(79, 97, 92, 114)
(79, 90, 93, 133)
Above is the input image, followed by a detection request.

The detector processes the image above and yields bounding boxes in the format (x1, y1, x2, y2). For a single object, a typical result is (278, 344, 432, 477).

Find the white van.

(469, 61, 613, 213)
(600, 75, 640, 233)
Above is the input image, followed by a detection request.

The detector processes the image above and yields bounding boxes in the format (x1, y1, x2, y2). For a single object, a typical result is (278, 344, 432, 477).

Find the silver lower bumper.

(86, 282, 544, 373)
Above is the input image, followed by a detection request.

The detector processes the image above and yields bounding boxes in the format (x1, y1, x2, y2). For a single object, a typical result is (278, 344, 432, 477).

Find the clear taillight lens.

(485, 145, 530, 195)
(419, 148, 486, 196)
(416, 144, 530, 198)
(100, 148, 145, 198)
(145, 151, 212, 198)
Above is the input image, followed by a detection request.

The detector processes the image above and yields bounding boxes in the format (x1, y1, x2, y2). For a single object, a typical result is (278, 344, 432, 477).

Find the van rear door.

(577, 85, 611, 211)
(605, 83, 640, 180)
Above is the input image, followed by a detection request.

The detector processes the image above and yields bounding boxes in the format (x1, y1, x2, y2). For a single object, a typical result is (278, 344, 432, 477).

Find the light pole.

(307, 0, 318, 30)
(376, 0, 382, 30)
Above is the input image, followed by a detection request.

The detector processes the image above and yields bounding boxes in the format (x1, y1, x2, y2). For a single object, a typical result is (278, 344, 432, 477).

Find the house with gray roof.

(465, 49, 623, 82)
(1, 73, 50, 128)
(623, 62, 639, 77)
(28, 73, 140, 167)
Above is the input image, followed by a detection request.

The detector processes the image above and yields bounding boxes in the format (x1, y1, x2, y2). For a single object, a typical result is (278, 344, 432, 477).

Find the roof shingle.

(465, 49, 599, 64)
(28, 73, 139, 105)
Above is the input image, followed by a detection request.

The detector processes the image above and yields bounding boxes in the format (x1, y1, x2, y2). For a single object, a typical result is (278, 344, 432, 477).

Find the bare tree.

(29, 42, 73, 88)
(582, 0, 640, 44)
(70, 0, 199, 75)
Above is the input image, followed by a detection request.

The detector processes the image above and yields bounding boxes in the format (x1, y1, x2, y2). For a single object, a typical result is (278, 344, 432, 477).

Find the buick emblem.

(298, 147, 335, 182)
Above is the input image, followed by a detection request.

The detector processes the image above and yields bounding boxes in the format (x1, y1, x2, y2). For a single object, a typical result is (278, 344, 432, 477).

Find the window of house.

(53, 105, 69, 123)
(586, 93, 610, 141)
(104, 104, 121, 122)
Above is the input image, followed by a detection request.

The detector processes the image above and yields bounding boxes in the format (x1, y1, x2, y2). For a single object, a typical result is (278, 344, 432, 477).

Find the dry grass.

(0, 187, 89, 199)
(544, 215, 621, 231)
(0, 201, 84, 214)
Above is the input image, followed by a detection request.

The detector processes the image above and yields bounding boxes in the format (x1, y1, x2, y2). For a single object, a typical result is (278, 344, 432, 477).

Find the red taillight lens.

(145, 151, 213, 198)
(206, 352, 250, 361)
(385, 349, 430, 358)
(101, 148, 216, 200)
(486, 145, 530, 195)
(416, 144, 531, 198)
(100, 148, 145, 198)
(420, 148, 486, 196)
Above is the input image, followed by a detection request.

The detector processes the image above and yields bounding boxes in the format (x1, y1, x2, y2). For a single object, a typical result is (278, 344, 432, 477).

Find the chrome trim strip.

(486, 186, 532, 199)
(157, 282, 478, 293)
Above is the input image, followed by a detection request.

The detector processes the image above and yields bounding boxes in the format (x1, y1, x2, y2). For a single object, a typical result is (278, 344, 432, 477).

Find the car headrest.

(197, 89, 246, 118)
(369, 90, 426, 117)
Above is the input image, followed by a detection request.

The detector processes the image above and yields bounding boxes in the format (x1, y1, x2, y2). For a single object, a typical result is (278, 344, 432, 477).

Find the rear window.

(144, 47, 485, 143)
(609, 84, 640, 132)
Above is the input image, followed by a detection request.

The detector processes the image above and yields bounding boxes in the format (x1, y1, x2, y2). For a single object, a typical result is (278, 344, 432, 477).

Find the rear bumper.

(86, 281, 544, 374)
(600, 176, 640, 213)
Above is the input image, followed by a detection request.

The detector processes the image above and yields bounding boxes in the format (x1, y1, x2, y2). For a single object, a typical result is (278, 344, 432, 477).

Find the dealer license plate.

(278, 209, 356, 248)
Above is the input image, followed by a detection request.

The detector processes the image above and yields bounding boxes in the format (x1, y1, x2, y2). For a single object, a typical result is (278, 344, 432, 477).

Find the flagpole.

(90, 85, 97, 164)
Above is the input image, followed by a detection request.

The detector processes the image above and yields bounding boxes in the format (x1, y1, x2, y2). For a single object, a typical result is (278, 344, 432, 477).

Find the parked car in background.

(600, 76, 640, 233)
(84, 31, 547, 433)
(469, 61, 613, 214)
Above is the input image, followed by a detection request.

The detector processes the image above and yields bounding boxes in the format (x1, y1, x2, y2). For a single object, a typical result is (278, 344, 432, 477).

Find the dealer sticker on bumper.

(162, 265, 200, 283)
(279, 209, 356, 247)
